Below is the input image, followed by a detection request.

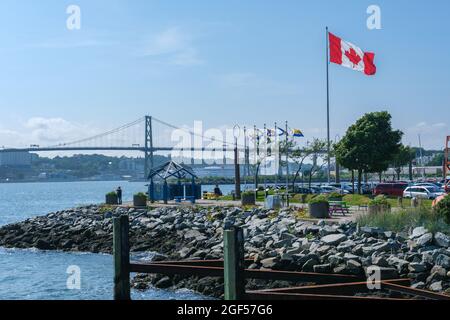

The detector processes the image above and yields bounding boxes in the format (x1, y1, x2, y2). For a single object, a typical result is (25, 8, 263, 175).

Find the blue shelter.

(147, 161, 199, 204)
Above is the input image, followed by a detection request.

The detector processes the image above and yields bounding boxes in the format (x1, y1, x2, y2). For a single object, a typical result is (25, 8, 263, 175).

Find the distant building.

(118, 158, 144, 176)
(194, 165, 238, 178)
(0, 151, 33, 167)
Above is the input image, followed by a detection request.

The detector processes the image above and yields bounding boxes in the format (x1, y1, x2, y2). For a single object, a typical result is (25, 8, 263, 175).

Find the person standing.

(116, 186, 123, 205)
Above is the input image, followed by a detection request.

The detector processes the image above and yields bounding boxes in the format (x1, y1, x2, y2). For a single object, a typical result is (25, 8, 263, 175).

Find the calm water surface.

(0, 181, 227, 300)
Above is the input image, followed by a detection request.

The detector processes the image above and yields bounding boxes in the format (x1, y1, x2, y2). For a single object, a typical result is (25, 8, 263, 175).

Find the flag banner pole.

(326, 26, 331, 184)
(263, 123, 267, 191)
(274, 122, 278, 189)
(285, 120, 289, 206)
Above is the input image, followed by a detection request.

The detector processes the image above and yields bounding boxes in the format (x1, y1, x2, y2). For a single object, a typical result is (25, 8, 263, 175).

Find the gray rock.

(336, 240, 355, 252)
(313, 264, 332, 273)
(347, 260, 362, 269)
(360, 226, 383, 237)
(319, 226, 337, 237)
(435, 254, 450, 269)
(365, 267, 399, 280)
(429, 281, 443, 292)
(408, 262, 428, 273)
(411, 282, 425, 289)
(434, 232, 450, 248)
(35, 239, 51, 250)
(315, 245, 332, 255)
(155, 276, 172, 289)
(261, 257, 279, 269)
(302, 258, 317, 272)
(415, 233, 433, 247)
(426, 266, 447, 284)
(410, 227, 428, 239)
(372, 256, 389, 267)
(320, 234, 347, 246)
(183, 229, 207, 241)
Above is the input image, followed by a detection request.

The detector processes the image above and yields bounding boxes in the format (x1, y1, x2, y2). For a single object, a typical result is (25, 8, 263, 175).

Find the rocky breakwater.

(1, 205, 450, 298)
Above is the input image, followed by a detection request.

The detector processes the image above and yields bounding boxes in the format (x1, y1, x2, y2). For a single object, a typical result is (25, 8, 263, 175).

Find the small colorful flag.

(277, 127, 287, 136)
(292, 129, 304, 137)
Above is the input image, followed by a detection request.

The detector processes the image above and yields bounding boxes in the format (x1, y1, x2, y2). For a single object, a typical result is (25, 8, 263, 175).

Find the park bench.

(328, 201, 350, 216)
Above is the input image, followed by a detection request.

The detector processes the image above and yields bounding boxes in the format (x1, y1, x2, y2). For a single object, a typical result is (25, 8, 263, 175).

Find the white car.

(403, 186, 445, 200)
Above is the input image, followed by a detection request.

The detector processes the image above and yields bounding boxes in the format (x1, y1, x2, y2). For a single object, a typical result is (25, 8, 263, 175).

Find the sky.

(0, 0, 449, 152)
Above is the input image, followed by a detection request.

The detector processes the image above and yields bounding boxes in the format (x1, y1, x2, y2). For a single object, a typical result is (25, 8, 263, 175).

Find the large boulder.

(320, 234, 347, 246)
(434, 232, 450, 248)
(410, 227, 428, 239)
(414, 233, 433, 247)
(435, 254, 450, 269)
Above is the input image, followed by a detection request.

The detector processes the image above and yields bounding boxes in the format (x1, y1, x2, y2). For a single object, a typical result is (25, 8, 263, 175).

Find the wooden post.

(113, 215, 131, 300)
(223, 227, 245, 300)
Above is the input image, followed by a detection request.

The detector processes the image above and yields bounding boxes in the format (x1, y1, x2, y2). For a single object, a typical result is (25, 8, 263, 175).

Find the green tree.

(392, 145, 415, 180)
(335, 111, 403, 194)
(305, 139, 328, 188)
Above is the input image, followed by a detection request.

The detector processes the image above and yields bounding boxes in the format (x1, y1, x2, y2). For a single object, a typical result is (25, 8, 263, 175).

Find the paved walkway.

(113, 199, 364, 223)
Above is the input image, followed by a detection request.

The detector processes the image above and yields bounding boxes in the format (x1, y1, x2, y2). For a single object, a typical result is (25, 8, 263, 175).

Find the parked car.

(414, 182, 444, 191)
(373, 183, 408, 197)
(293, 186, 312, 194)
(320, 185, 350, 195)
(329, 183, 354, 193)
(309, 186, 322, 194)
(403, 186, 445, 200)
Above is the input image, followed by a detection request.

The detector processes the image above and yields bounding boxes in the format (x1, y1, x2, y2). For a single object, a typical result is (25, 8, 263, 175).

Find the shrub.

(342, 194, 371, 206)
(106, 191, 117, 197)
(356, 207, 450, 235)
(327, 192, 343, 200)
(134, 192, 147, 198)
(369, 195, 391, 208)
(434, 194, 450, 224)
(309, 195, 329, 205)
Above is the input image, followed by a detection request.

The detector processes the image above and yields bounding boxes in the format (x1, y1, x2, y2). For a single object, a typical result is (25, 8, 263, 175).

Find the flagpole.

(326, 26, 331, 184)
(274, 122, 278, 189)
(285, 120, 289, 206)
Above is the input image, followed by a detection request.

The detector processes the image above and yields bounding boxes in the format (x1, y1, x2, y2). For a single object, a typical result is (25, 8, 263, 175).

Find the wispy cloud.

(141, 27, 204, 66)
(0, 117, 99, 148)
(404, 121, 449, 149)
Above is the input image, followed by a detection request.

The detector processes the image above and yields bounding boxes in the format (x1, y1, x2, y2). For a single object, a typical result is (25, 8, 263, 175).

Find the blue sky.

(0, 0, 449, 150)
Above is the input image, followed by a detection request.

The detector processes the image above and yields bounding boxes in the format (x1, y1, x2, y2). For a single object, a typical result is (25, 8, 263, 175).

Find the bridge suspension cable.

(48, 117, 145, 148)
(152, 116, 246, 149)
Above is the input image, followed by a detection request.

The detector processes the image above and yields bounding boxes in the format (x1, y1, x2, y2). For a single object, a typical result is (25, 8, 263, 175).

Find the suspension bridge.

(0, 116, 254, 178)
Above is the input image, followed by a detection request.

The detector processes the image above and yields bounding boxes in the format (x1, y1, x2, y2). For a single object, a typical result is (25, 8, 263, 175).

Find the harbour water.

(0, 180, 229, 300)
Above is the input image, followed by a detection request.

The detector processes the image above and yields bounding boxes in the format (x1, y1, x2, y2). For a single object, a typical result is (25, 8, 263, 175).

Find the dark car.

(294, 186, 312, 194)
(373, 183, 408, 197)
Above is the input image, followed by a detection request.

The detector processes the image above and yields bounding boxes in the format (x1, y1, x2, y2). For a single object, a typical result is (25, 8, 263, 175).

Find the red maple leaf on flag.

(345, 48, 362, 66)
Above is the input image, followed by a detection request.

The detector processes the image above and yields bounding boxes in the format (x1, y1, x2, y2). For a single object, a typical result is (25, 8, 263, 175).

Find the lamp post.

(233, 125, 241, 200)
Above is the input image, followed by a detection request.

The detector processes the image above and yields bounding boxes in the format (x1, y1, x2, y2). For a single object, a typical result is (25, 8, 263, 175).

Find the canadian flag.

(329, 32, 376, 76)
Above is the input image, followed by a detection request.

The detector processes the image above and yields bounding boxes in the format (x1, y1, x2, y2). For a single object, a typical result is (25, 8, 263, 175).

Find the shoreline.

(1, 204, 449, 298)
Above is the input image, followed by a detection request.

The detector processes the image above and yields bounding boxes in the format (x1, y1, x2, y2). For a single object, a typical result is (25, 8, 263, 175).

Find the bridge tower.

(144, 116, 154, 179)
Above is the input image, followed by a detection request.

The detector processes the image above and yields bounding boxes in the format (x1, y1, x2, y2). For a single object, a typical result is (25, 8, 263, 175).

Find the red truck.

(373, 183, 409, 197)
